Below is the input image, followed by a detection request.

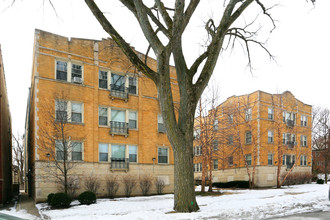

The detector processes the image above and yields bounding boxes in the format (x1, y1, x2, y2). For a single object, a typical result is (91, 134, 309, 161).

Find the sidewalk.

(16, 192, 41, 219)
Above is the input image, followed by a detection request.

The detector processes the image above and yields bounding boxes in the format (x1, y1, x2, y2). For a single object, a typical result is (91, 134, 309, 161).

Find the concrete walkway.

(16, 193, 41, 219)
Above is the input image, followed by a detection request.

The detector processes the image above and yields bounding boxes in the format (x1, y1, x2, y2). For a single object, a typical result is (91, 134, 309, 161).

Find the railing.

(110, 84, 128, 101)
(110, 121, 129, 136)
(110, 158, 129, 170)
(286, 119, 294, 127)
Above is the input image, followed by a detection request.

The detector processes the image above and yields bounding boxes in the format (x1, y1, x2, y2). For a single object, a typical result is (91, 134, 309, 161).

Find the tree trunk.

(173, 140, 199, 212)
(208, 159, 213, 192)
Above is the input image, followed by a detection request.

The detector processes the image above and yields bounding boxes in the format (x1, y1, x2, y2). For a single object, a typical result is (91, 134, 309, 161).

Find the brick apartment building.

(0, 45, 13, 206)
(194, 91, 312, 187)
(24, 30, 178, 202)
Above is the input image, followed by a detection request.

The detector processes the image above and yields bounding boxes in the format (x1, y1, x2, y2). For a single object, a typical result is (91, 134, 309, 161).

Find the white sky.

(0, 0, 329, 135)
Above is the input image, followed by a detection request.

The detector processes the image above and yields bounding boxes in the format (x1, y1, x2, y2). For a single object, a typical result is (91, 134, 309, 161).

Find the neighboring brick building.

(24, 30, 178, 202)
(312, 149, 330, 174)
(0, 45, 13, 206)
(194, 91, 312, 187)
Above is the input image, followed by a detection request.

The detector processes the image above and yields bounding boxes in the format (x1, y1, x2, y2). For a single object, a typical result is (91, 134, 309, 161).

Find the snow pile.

(1, 183, 329, 220)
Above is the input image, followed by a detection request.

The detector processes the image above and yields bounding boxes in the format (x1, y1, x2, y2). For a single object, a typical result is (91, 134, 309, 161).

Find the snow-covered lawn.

(1, 183, 330, 220)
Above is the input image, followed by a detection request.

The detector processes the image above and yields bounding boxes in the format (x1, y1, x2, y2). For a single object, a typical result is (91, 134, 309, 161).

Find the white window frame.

(98, 106, 137, 130)
(245, 154, 252, 166)
(268, 153, 273, 165)
(268, 131, 274, 143)
(300, 155, 307, 166)
(245, 131, 252, 144)
(129, 111, 138, 130)
(55, 59, 84, 84)
(99, 69, 110, 90)
(98, 143, 137, 163)
(301, 115, 307, 127)
(301, 135, 307, 147)
(158, 114, 166, 133)
(128, 145, 138, 163)
(268, 107, 274, 120)
(158, 147, 169, 164)
(245, 108, 252, 121)
(55, 100, 84, 123)
(213, 119, 218, 131)
(55, 140, 84, 161)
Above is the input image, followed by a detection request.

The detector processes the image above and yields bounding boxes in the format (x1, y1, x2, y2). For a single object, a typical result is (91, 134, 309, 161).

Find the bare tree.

(12, 133, 24, 186)
(312, 107, 330, 183)
(84, 0, 315, 212)
(38, 91, 85, 195)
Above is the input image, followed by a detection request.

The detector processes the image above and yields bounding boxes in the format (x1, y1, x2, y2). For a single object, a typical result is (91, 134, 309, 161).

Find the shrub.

(317, 179, 324, 184)
(106, 175, 119, 199)
(281, 172, 313, 186)
(212, 181, 249, 189)
(122, 175, 137, 197)
(78, 191, 96, 205)
(47, 193, 55, 206)
(139, 175, 153, 196)
(84, 175, 101, 194)
(50, 193, 71, 208)
(155, 178, 165, 195)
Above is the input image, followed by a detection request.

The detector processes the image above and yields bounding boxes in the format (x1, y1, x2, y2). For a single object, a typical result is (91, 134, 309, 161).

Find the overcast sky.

(0, 0, 329, 135)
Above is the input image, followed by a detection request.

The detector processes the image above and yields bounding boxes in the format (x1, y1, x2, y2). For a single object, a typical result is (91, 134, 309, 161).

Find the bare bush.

(139, 175, 153, 196)
(122, 175, 137, 197)
(57, 176, 80, 198)
(155, 178, 165, 195)
(281, 172, 313, 186)
(84, 175, 101, 194)
(106, 175, 119, 199)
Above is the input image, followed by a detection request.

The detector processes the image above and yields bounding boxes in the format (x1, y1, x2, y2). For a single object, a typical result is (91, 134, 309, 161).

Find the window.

(194, 146, 202, 156)
(158, 147, 168, 164)
(199, 163, 202, 172)
(56, 60, 83, 83)
(268, 108, 274, 120)
(228, 156, 233, 166)
(268, 153, 273, 165)
(129, 145, 137, 163)
(128, 77, 137, 94)
(283, 133, 295, 145)
(283, 111, 296, 124)
(111, 144, 126, 159)
(71, 64, 82, 83)
(99, 107, 108, 126)
(213, 140, 218, 151)
(245, 154, 252, 166)
(56, 61, 67, 81)
(213, 159, 218, 170)
(268, 131, 274, 143)
(228, 114, 233, 123)
(111, 73, 125, 92)
(245, 131, 252, 144)
(194, 163, 202, 172)
(72, 142, 83, 161)
(301, 115, 307, 126)
(228, 135, 233, 145)
(99, 143, 108, 162)
(300, 155, 307, 166)
(111, 109, 127, 134)
(129, 111, 137, 129)
(194, 128, 201, 139)
(158, 114, 165, 133)
(245, 108, 252, 121)
(213, 119, 218, 131)
(283, 155, 295, 168)
(55, 140, 64, 160)
(71, 103, 82, 123)
(55, 100, 68, 121)
(55, 100, 83, 123)
(99, 70, 108, 89)
(301, 135, 307, 147)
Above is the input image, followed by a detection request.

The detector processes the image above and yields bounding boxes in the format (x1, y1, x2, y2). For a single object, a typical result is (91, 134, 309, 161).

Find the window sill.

(158, 163, 170, 165)
(56, 79, 85, 86)
(69, 122, 84, 126)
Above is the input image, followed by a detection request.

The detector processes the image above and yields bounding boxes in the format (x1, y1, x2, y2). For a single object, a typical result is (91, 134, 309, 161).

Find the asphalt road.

(268, 211, 330, 220)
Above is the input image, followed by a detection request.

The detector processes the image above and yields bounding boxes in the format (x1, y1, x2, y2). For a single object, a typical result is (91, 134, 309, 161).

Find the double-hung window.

(99, 107, 108, 126)
(158, 147, 168, 164)
(213, 119, 218, 131)
(128, 77, 137, 94)
(71, 103, 82, 123)
(245, 154, 252, 166)
(300, 155, 307, 166)
(228, 135, 233, 145)
(56, 61, 67, 81)
(213, 140, 218, 151)
(129, 145, 137, 163)
(245, 108, 252, 121)
(268, 108, 274, 120)
(301, 135, 307, 147)
(245, 131, 252, 144)
(129, 111, 137, 129)
(55, 100, 68, 121)
(268, 131, 274, 143)
(228, 156, 233, 166)
(301, 115, 307, 126)
(228, 114, 233, 123)
(268, 153, 273, 165)
(56, 60, 83, 83)
(158, 114, 165, 133)
(55, 140, 65, 160)
(213, 159, 218, 170)
(72, 142, 83, 161)
(99, 70, 108, 89)
(99, 143, 109, 162)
